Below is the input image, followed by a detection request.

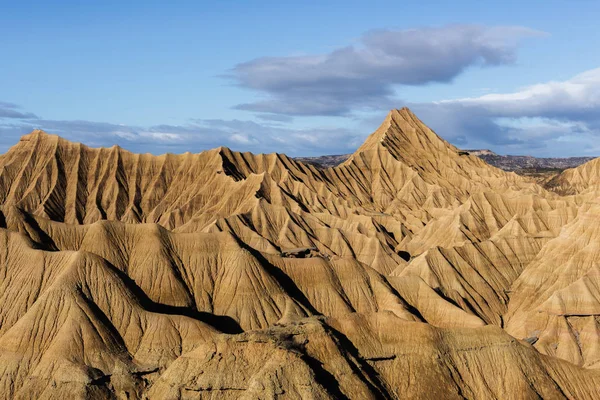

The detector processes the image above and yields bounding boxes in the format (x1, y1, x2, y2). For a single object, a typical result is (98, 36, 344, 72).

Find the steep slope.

(1, 109, 599, 398)
(546, 157, 600, 195)
(504, 199, 600, 368)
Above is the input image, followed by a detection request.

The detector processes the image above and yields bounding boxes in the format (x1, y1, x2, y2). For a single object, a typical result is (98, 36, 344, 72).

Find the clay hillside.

(1, 108, 600, 399)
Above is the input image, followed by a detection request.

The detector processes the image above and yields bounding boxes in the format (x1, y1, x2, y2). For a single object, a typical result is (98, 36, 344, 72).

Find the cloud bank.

(0, 112, 363, 156)
(229, 25, 545, 116)
(409, 67, 600, 156)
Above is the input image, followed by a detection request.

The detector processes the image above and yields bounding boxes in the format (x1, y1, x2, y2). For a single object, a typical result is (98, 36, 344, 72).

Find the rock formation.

(1, 108, 600, 399)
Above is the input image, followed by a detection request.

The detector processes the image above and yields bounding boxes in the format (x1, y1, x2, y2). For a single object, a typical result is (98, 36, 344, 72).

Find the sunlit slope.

(0, 109, 599, 398)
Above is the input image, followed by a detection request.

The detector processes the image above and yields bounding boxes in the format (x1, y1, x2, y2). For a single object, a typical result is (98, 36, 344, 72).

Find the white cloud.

(229, 25, 544, 116)
(139, 131, 184, 141)
(229, 132, 257, 144)
(440, 67, 600, 117)
(410, 67, 600, 156)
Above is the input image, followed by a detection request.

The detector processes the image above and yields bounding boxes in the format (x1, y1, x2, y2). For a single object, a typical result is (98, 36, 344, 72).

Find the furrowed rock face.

(1, 108, 600, 399)
(545, 157, 600, 196)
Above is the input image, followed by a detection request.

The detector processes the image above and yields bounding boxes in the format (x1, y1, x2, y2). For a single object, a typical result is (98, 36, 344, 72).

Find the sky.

(1, 0, 600, 157)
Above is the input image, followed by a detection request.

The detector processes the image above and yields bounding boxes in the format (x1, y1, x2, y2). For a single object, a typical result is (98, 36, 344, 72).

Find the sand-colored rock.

(0, 108, 600, 398)
(546, 157, 600, 195)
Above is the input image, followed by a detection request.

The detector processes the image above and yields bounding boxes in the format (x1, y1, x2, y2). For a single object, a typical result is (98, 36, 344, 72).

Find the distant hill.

(294, 154, 351, 168)
(475, 153, 596, 172)
(295, 150, 596, 172)
(464, 149, 497, 156)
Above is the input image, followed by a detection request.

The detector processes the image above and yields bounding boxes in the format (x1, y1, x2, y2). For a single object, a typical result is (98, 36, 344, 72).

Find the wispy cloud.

(228, 25, 545, 116)
(0, 102, 362, 156)
(0, 101, 38, 119)
(255, 114, 294, 123)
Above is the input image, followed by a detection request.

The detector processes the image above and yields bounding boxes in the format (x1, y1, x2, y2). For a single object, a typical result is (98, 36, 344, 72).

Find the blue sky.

(1, 0, 599, 156)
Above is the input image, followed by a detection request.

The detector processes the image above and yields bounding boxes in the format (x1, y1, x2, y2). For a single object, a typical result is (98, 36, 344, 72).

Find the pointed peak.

(346, 108, 442, 157)
(387, 107, 429, 129)
(379, 107, 429, 134)
(341, 107, 464, 170)
(380, 107, 419, 125)
(389, 107, 416, 119)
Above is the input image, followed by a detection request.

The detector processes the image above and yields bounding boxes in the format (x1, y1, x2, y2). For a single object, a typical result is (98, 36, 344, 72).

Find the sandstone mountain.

(1, 108, 600, 399)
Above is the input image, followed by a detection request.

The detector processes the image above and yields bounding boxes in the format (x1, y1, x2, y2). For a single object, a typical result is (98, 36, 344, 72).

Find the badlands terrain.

(296, 147, 595, 173)
(296, 150, 596, 188)
(1, 108, 600, 399)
